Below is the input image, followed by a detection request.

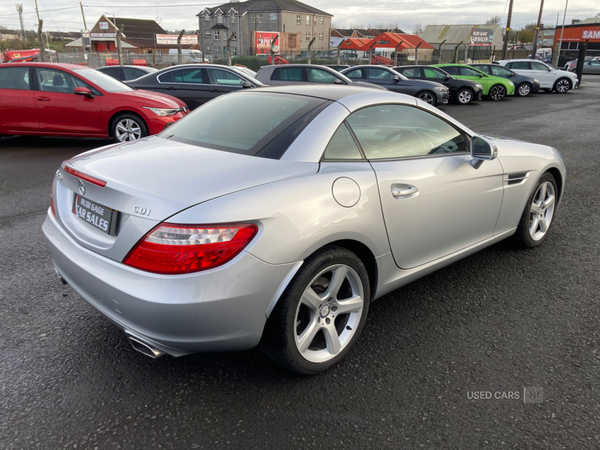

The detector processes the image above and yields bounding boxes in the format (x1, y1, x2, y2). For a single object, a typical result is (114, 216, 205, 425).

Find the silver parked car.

(43, 86, 566, 374)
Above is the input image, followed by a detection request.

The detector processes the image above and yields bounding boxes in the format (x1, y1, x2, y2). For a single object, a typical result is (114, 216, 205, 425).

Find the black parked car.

(96, 65, 158, 82)
(393, 65, 483, 105)
(125, 64, 262, 110)
(470, 63, 540, 97)
(340, 65, 449, 106)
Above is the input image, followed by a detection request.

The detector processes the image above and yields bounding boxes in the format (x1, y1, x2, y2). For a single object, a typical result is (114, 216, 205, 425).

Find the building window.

(252, 13, 256, 23)
(204, 14, 210, 22)
(270, 13, 277, 21)
(306, 32, 310, 41)
(306, 15, 310, 25)
(319, 33, 323, 40)
(232, 46, 237, 55)
(217, 14, 223, 24)
(205, 45, 211, 53)
(223, 32, 227, 40)
(258, 14, 263, 23)
(214, 46, 220, 55)
(205, 31, 211, 38)
(319, 17, 323, 24)
(230, 13, 236, 23)
(296, 15, 301, 25)
(214, 31, 220, 40)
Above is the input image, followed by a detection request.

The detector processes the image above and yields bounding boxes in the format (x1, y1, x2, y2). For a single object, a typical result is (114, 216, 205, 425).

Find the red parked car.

(0, 63, 188, 142)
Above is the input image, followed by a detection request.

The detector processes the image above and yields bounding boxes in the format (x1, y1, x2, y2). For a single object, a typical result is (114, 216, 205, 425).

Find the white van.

(167, 49, 204, 63)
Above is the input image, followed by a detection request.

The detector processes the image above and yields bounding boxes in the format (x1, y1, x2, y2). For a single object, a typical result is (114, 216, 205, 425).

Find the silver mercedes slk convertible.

(43, 85, 566, 374)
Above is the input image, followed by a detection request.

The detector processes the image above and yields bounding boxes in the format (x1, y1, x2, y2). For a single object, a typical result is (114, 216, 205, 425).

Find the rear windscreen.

(160, 91, 327, 157)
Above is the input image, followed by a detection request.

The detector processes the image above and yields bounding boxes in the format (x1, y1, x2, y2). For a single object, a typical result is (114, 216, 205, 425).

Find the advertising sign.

(470, 28, 493, 46)
(91, 33, 117, 38)
(155, 34, 199, 45)
(255, 32, 279, 55)
(99, 22, 109, 30)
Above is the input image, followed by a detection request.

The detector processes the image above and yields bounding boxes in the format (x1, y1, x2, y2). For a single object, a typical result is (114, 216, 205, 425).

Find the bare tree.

(412, 23, 423, 35)
(486, 16, 502, 25)
(227, 31, 236, 66)
(307, 37, 316, 64)
(177, 29, 185, 65)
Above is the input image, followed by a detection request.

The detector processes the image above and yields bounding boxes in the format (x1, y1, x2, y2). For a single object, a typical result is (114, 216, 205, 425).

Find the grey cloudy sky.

(0, 0, 597, 34)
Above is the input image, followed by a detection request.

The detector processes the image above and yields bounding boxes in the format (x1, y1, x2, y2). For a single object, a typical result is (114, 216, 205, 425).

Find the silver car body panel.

(43, 86, 567, 357)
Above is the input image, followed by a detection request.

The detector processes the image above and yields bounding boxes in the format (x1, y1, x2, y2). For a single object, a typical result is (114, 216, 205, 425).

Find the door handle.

(391, 184, 418, 199)
(36, 96, 51, 101)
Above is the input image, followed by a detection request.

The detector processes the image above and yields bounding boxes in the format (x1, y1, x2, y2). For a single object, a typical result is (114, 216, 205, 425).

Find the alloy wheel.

(529, 181, 556, 241)
(555, 79, 570, 93)
(518, 83, 531, 97)
(457, 89, 473, 104)
(115, 118, 142, 142)
(489, 85, 506, 101)
(417, 92, 435, 105)
(294, 264, 364, 364)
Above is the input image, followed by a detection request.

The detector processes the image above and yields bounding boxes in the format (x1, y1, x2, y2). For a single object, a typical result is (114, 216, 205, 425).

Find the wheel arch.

(107, 110, 148, 138)
(265, 238, 379, 319)
(544, 167, 564, 202)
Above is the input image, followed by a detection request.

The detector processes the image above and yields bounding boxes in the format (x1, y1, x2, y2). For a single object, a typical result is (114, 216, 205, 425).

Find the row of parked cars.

(0, 58, 579, 143)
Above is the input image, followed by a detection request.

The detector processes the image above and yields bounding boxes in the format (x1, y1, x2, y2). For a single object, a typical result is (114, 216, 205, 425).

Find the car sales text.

(75, 200, 109, 232)
(467, 391, 520, 400)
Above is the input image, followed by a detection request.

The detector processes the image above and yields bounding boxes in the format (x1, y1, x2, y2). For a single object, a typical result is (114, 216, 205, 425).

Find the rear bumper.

(42, 213, 297, 356)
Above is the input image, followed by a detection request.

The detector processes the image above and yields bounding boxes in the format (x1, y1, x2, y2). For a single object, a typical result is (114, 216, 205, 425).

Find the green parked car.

(432, 64, 515, 101)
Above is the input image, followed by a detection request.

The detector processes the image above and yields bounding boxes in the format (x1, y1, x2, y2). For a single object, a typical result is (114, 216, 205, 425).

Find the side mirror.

(74, 86, 94, 98)
(241, 81, 252, 89)
(479, 73, 484, 78)
(445, 75, 451, 81)
(470, 136, 497, 169)
(333, 78, 343, 85)
(392, 75, 400, 82)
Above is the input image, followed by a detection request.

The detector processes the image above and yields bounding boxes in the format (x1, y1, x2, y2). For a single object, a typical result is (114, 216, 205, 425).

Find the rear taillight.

(50, 180, 55, 216)
(123, 223, 258, 274)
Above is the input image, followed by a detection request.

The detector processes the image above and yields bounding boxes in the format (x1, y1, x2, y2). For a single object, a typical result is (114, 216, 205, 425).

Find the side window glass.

(161, 69, 207, 83)
(531, 62, 549, 71)
(472, 65, 490, 74)
(491, 66, 511, 77)
(401, 68, 421, 78)
(210, 69, 244, 85)
(0, 67, 30, 90)
(275, 67, 304, 81)
(366, 68, 392, 80)
(509, 62, 530, 70)
(442, 66, 459, 75)
(36, 69, 85, 93)
(423, 68, 445, 79)
(323, 123, 363, 160)
(307, 68, 339, 84)
(346, 104, 467, 159)
(123, 68, 144, 80)
(345, 69, 362, 79)
(460, 67, 481, 77)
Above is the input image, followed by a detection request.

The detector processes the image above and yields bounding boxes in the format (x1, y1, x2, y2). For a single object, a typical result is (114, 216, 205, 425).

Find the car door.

(206, 68, 247, 98)
(345, 103, 503, 268)
(458, 66, 485, 83)
(157, 67, 211, 110)
(586, 60, 600, 74)
(0, 65, 38, 134)
(33, 67, 101, 135)
(343, 68, 364, 82)
(529, 61, 555, 87)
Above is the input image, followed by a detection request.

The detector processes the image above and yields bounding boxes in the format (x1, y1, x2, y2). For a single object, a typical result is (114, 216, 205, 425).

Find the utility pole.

(177, 29, 184, 64)
(531, 0, 545, 58)
(116, 25, 124, 66)
(34, 0, 46, 62)
(16, 4, 26, 41)
(80, 2, 87, 30)
(227, 31, 236, 65)
(501, 0, 514, 60)
(307, 37, 315, 64)
(554, 0, 569, 67)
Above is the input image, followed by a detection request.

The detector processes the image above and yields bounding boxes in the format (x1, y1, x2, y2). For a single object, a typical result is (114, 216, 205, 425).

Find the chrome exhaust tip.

(127, 335, 165, 359)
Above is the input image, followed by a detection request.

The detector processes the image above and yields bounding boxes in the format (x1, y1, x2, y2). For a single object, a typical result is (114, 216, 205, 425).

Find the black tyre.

(554, 78, 571, 93)
(416, 91, 436, 105)
(488, 84, 506, 101)
(455, 88, 474, 105)
(261, 246, 370, 375)
(543, 88, 553, 93)
(514, 172, 558, 248)
(517, 82, 532, 97)
(111, 113, 148, 142)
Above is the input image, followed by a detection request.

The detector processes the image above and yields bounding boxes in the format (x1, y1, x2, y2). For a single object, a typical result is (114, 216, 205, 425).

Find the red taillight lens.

(64, 165, 107, 187)
(123, 223, 258, 274)
(50, 180, 55, 216)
